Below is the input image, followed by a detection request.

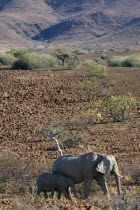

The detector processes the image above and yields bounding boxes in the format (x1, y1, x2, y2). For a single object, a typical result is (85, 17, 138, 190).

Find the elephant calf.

(36, 172, 77, 200)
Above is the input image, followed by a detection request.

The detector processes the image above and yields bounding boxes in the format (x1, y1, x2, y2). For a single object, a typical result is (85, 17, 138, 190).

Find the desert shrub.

(0, 53, 17, 65)
(81, 59, 95, 67)
(63, 135, 85, 148)
(90, 63, 107, 78)
(76, 80, 97, 101)
(81, 60, 107, 78)
(0, 149, 23, 183)
(72, 49, 87, 55)
(50, 45, 69, 65)
(44, 54, 58, 67)
(109, 48, 116, 51)
(7, 48, 33, 58)
(96, 32, 109, 37)
(12, 53, 57, 70)
(0, 149, 27, 194)
(100, 54, 108, 59)
(95, 193, 140, 210)
(96, 58, 104, 64)
(108, 56, 127, 67)
(67, 53, 79, 69)
(123, 162, 140, 185)
(95, 95, 138, 122)
(125, 48, 130, 52)
(108, 54, 140, 67)
(124, 54, 140, 67)
(76, 61, 107, 101)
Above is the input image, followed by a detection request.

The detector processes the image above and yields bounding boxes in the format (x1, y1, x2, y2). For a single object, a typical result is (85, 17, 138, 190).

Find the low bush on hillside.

(109, 48, 116, 51)
(72, 49, 87, 55)
(63, 135, 85, 148)
(108, 54, 140, 67)
(7, 48, 33, 58)
(0, 53, 17, 65)
(12, 53, 58, 70)
(95, 94, 138, 122)
(100, 54, 108, 59)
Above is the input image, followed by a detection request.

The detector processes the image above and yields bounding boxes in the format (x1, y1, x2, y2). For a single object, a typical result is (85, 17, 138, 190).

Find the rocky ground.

(0, 51, 140, 209)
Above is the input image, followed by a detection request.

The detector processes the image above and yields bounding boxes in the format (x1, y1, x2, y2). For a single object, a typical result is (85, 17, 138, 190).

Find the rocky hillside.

(0, 0, 140, 51)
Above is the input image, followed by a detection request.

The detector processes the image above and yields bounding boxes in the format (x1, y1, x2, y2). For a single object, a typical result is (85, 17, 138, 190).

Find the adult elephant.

(52, 152, 123, 200)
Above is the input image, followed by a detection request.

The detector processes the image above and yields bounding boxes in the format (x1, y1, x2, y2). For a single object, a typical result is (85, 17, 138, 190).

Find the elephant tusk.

(117, 174, 123, 178)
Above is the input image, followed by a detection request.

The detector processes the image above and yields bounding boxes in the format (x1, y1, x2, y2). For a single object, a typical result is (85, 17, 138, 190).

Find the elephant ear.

(96, 156, 113, 174)
(58, 177, 67, 188)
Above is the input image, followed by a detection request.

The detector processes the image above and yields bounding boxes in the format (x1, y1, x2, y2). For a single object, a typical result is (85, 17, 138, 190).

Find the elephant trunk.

(114, 172, 122, 194)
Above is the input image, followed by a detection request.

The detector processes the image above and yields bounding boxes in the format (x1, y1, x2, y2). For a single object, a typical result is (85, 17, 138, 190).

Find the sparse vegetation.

(63, 135, 85, 148)
(12, 52, 57, 70)
(7, 48, 33, 58)
(72, 49, 87, 55)
(95, 94, 138, 122)
(50, 45, 69, 65)
(124, 54, 140, 67)
(96, 32, 109, 37)
(108, 54, 140, 67)
(108, 56, 127, 67)
(80, 59, 107, 78)
(109, 48, 116, 52)
(0, 53, 17, 65)
(75, 60, 108, 101)
(67, 53, 79, 69)
(100, 54, 108, 59)
(0, 49, 140, 210)
(76, 80, 97, 101)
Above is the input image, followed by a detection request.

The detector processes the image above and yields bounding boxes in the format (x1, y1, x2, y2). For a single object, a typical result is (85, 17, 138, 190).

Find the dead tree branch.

(39, 128, 63, 156)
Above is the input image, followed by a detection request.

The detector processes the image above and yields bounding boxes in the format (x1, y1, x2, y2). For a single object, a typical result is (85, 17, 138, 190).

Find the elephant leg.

(43, 190, 48, 199)
(59, 187, 71, 200)
(66, 187, 71, 197)
(37, 188, 41, 196)
(51, 190, 55, 198)
(57, 191, 62, 199)
(95, 175, 110, 198)
(83, 178, 93, 200)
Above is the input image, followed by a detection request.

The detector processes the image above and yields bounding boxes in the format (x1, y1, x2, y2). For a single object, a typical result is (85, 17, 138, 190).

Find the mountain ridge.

(0, 0, 140, 51)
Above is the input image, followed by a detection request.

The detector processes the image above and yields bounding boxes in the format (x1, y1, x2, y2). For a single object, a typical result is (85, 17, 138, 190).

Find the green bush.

(100, 54, 108, 59)
(90, 62, 107, 78)
(124, 54, 140, 67)
(109, 48, 116, 51)
(67, 53, 79, 69)
(7, 48, 33, 58)
(108, 54, 140, 67)
(78, 60, 108, 101)
(81, 59, 95, 67)
(50, 45, 69, 65)
(81, 60, 108, 78)
(12, 53, 58, 70)
(76, 81, 96, 101)
(72, 49, 87, 55)
(108, 56, 127, 67)
(0, 53, 17, 65)
(95, 95, 138, 122)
